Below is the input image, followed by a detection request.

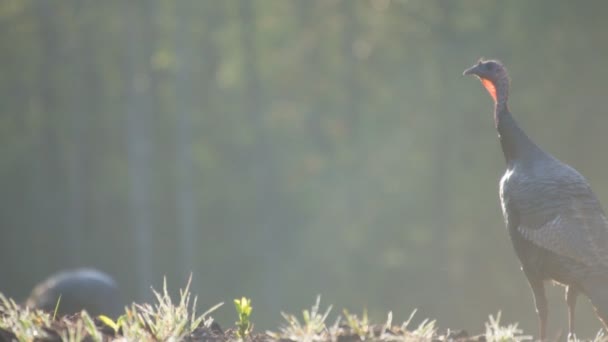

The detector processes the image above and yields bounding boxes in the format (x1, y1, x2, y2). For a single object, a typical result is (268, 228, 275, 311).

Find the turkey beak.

(463, 65, 479, 76)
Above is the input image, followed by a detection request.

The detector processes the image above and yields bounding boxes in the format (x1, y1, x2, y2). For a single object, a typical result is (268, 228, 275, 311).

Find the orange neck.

(479, 76, 510, 128)
(480, 78, 497, 103)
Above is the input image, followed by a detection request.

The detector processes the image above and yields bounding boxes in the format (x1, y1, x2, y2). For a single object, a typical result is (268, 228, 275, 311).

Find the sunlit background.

(1, 0, 608, 337)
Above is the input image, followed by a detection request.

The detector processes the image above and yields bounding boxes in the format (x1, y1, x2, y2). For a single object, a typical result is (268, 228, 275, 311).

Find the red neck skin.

(479, 76, 509, 126)
(481, 78, 497, 102)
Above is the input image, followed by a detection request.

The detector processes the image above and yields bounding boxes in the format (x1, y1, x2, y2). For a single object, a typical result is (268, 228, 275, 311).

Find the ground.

(0, 312, 491, 342)
(0, 285, 536, 342)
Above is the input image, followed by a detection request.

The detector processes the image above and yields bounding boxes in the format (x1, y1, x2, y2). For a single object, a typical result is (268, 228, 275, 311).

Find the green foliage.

(234, 297, 253, 339)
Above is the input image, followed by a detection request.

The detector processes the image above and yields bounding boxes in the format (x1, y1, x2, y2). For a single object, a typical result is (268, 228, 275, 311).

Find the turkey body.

(464, 59, 608, 339)
(501, 153, 608, 285)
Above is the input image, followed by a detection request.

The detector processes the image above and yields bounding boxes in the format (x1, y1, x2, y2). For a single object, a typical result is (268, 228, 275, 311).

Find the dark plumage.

(26, 268, 122, 318)
(464, 59, 608, 339)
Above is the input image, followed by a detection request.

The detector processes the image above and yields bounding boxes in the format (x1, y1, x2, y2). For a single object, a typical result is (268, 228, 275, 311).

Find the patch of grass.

(267, 295, 334, 341)
(343, 308, 370, 338)
(0, 293, 52, 341)
(267, 302, 443, 341)
(484, 312, 531, 342)
(60, 311, 102, 342)
(1, 276, 223, 342)
(4, 282, 607, 341)
(379, 309, 437, 341)
(119, 275, 223, 341)
(403, 309, 437, 340)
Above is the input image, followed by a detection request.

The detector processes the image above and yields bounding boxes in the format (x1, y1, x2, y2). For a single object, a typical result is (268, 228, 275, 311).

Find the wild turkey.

(464, 59, 608, 339)
(26, 268, 122, 318)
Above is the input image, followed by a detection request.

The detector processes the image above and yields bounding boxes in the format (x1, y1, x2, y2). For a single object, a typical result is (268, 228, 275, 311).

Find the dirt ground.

(0, 314, 490, 342)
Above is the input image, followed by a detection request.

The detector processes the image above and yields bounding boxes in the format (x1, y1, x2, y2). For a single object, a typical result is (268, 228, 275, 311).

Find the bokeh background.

(1, 0, 608, 337)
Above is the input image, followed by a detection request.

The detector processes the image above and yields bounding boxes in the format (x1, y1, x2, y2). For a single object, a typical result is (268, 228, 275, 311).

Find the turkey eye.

(486, 63, 495, 71)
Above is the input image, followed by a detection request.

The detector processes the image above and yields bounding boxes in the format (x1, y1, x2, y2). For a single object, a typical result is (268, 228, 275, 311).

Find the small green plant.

(234, 297, 253, 339)
(98, 313, 127, 335)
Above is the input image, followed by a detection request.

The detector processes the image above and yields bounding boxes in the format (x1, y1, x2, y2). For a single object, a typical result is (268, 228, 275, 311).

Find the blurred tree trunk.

(174, 0, 199, 281)
(65, 3, 98, 264)
(297, 0, 330, 153)
(430, 61, 451, 284)
(427, 1, 455, 308)
(238, 0, 283, 312)
(340, 0, 361, 142)
(33, 0, 67, 273)
(124, 0, 157, 300)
